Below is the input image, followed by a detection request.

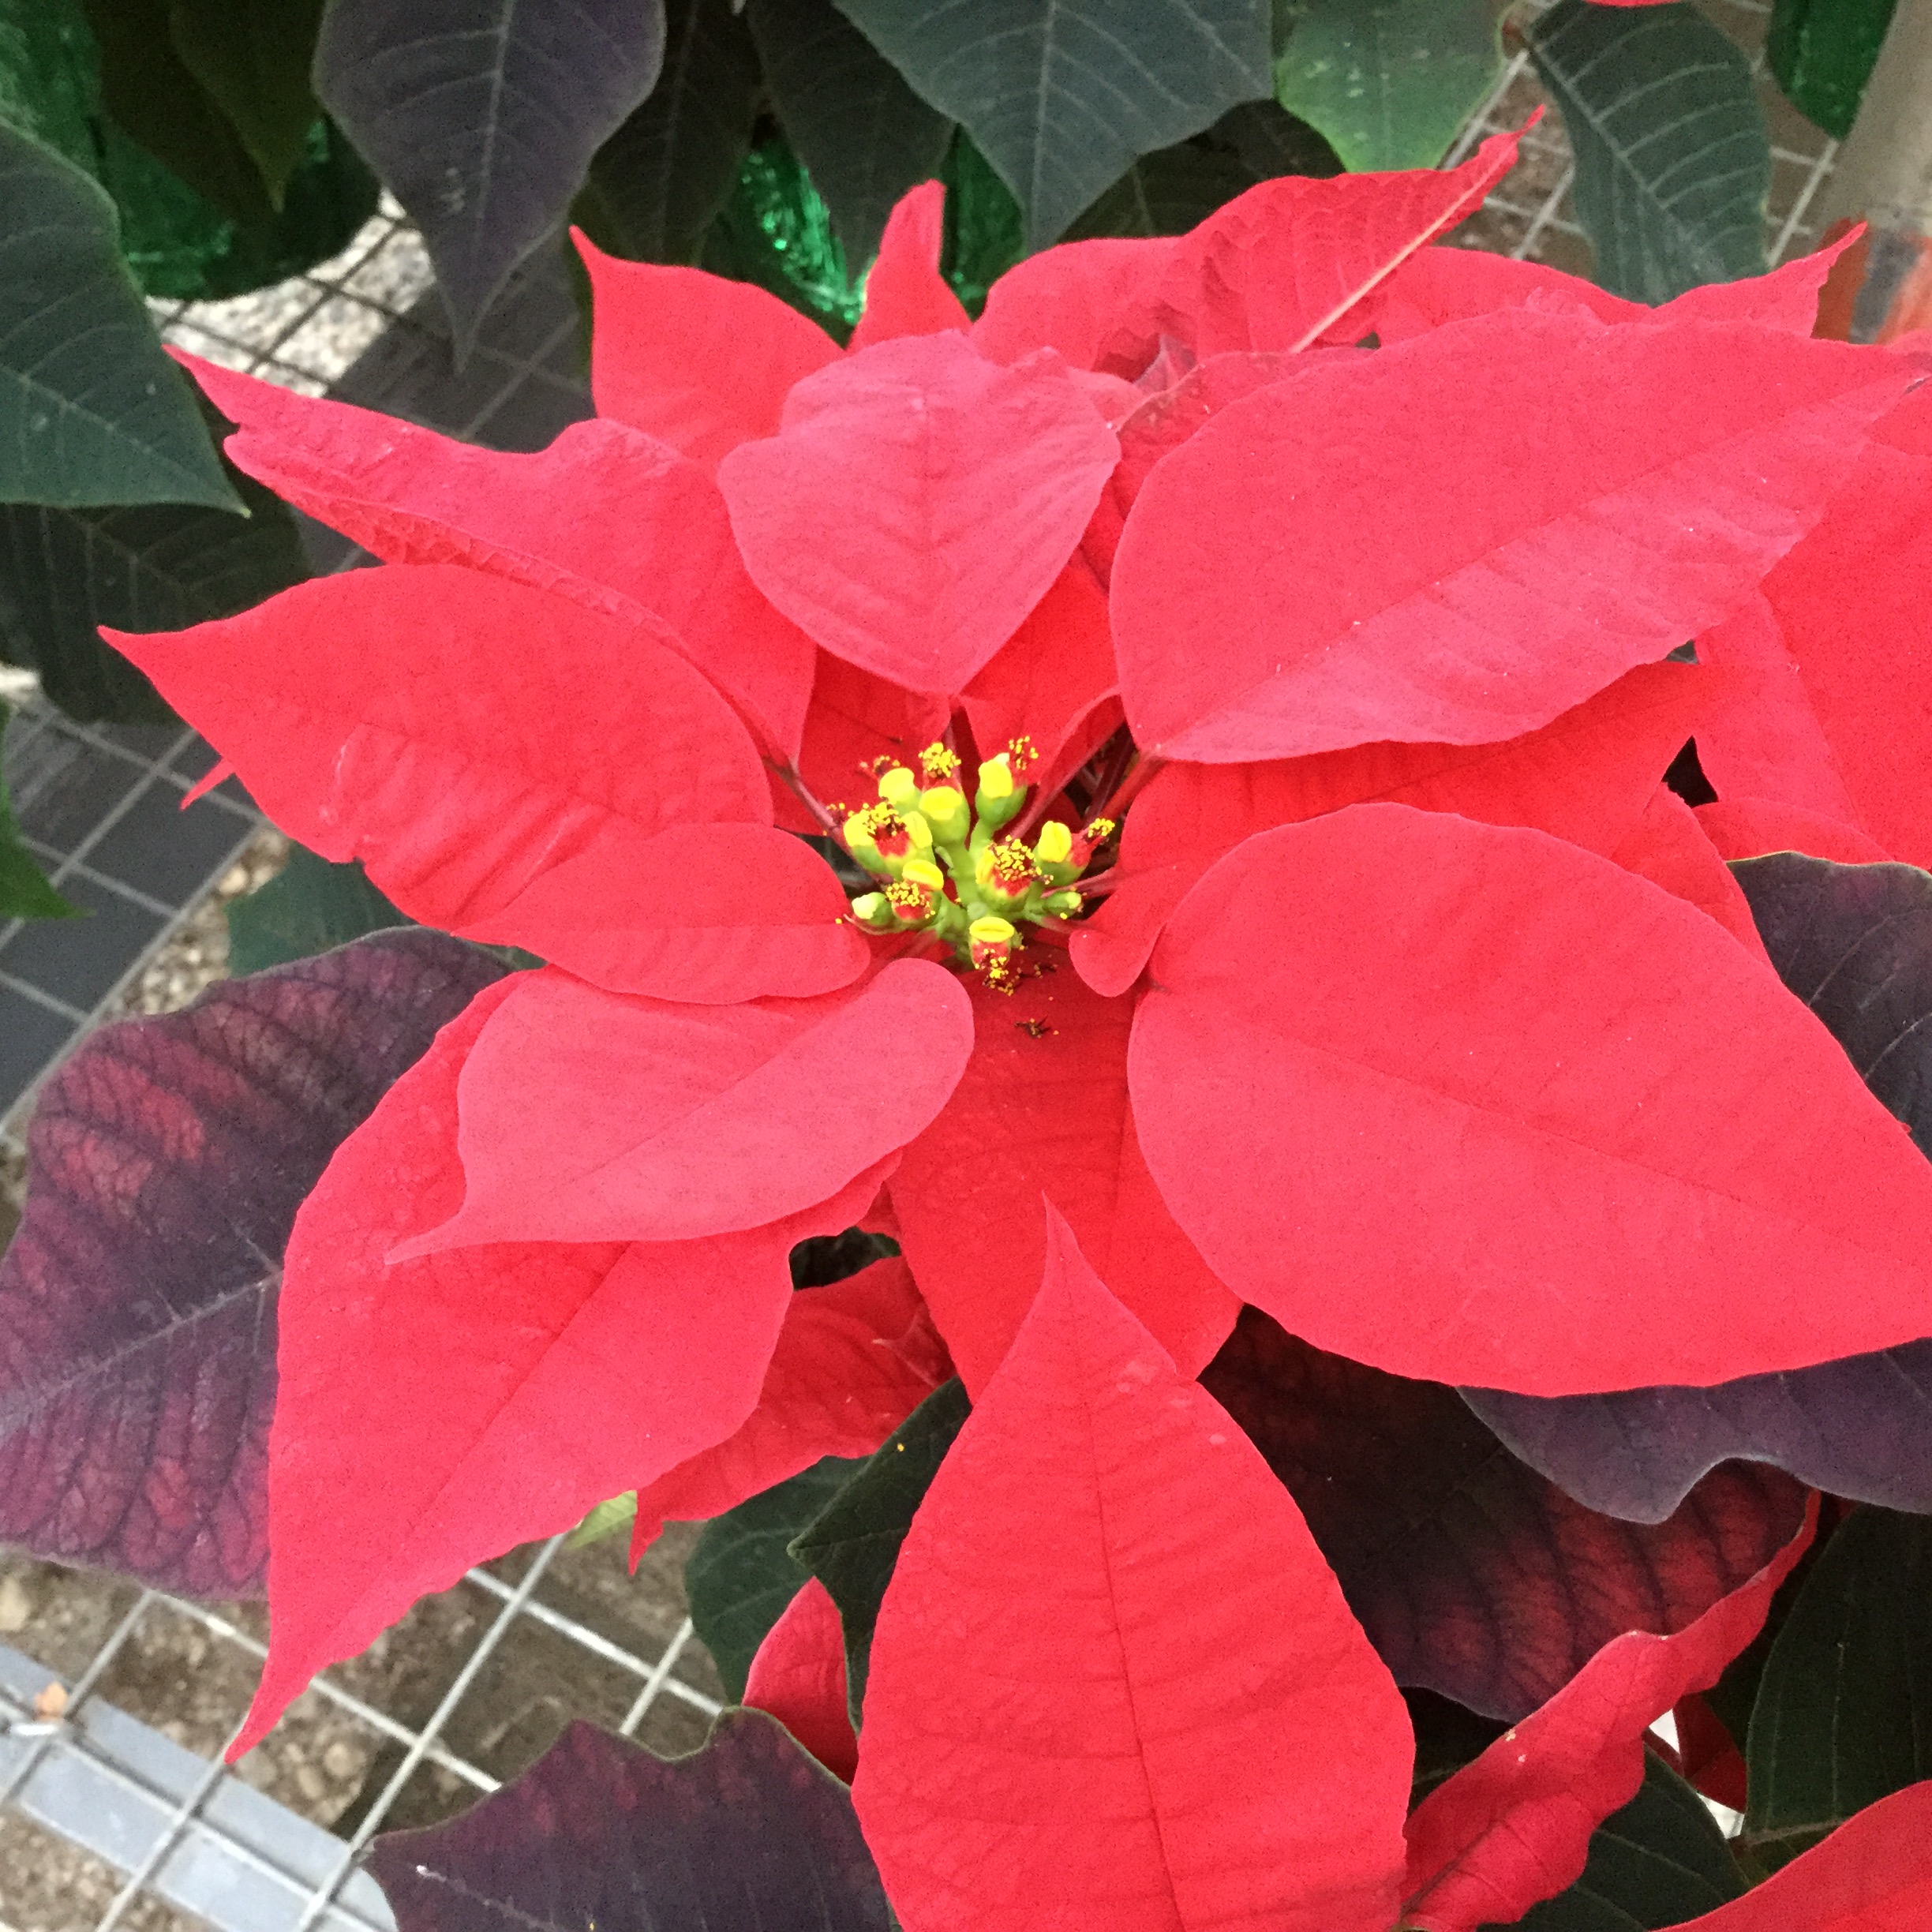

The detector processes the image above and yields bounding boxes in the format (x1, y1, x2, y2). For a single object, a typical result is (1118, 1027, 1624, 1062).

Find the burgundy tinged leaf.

(1401, 1497, 1818, 1932)
(1200, 1310, 1808, 1721)
(1131, 805, 1932, 1395)
(0, 931, 504, 1597)
(1110, 313, 1913, 762)
(852, 1210, 1412, 1932)
(1464, 850, 1932, 1521)
(367, 1711, 892, 1931)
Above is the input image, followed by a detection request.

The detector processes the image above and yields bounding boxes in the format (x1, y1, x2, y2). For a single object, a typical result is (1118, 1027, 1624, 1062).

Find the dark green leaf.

(789, 1378, 969, 1728)
(167, 0, 328, 206)
(1407, 1687, 1507, 1805)
(1510, 1750, 1744, 1930)
(315, 0, 669, 356)
(832, 0, 1274, 245)
(81, 0, 278, 229)
(226, 847, 409, 977)
(1066, 99, 1338, 239)
(1274, 0, 1500, 173)
(0, 702, 80, 919)
(366, 1713, 893, 1932)
(1769, 0, 1898, 140)
(575, 0, 760, 265)
(1529, 0, 1770, 302)
(938, 129, 1024, 313)
(685, 1456, 863, 1702)
(746, 0, 953, 265)
(1744, 1508, 1932, 1870)
(0, 121, 237, 510)
(0, 416, 305, 720)
(0, 0, 101, 170)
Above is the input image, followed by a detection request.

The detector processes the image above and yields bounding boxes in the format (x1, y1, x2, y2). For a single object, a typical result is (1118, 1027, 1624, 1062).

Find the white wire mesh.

(0, 6, 1852, 1919)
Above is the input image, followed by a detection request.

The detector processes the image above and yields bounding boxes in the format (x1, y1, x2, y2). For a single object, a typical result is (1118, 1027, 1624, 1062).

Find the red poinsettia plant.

(43, 122, 1932, 1926)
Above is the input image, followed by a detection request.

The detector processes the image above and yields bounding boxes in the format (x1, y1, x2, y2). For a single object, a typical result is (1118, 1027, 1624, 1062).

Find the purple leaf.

(1200, 1309, 1809, 1721)
(1464, 855, 1932, 1522)
(0, 931, 504, 1597)
(366, 1711, 893, 1932)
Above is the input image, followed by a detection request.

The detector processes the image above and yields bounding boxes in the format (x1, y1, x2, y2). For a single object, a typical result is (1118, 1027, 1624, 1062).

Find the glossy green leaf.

(0, 121, 237, 511)
(1530, 0, 1770, 302)
(1745, 1508, 1932, 1870)
(746, 0, 953, 266)
(575, 0, 761, 266)
(82, 0, 276, 230)
(226, 847, 410, 978)
(1515, 1750, 1745, 1930)
(0, 0, 100, 170)
(1769, 0, 1899, 140)
(832, 0, 1274, 246)
(1274, 0, 1500, 174)
(789, 1378, 969, 1728)
(0, 421, 305, 719)
(167, 0, 328, 207)
(0, 703, 80, 919)
(685, 1456, 862, 1702)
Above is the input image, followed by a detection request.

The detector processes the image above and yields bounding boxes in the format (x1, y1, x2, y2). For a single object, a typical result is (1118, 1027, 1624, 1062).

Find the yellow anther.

(919, 742, 961, 781)
(975, 837, 1036, 894)
(921, 785, 966, 831)
(1006, 735, 1039, 777)
(886, 879, 934, 923)
(902, 859, 945, 892)
(976, 754, 1014, 801)
(1084, 817, 1117, 844)
(1034, 821, 1073, 867)
(878, 766, 921, 810)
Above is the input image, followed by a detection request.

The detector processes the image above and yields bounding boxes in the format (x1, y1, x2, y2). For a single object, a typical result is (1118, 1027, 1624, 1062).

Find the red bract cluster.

(111, 131, 1932, 1928)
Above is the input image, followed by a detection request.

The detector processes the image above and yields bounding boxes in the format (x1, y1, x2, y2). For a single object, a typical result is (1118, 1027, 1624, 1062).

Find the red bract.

(107, 140, 1932, 1927)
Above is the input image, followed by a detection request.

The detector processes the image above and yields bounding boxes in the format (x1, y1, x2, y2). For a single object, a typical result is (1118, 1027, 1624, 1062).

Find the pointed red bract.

(1609, 787, 1772, 962)
(1131, 805, 1932, 1394)
(628, 1256, 947, 1556)
(852, 1211, 1412, 1932)
(958, 558, 1120, 796)
(973, 235, 1178, 370)
(1668, 1779, 1932, 1930)
(1696, 797, 1890, 864)
(234, 980, 893, 1758)
(717, 333, 1120, 695)
(108, 568, 773, 974)
(890, 968, 1236, 1395)
(406, 959, 973, 1250)
(1073, 661, 1719, 998)
(847, 182, 970, 352)
(466, 822, 870, 1001)
(1400, 1497, 1817, 1932)
(1111, 312, 1913, 762)
(784, 650, 953, 829)
(1105, 129, 1525, 370)
(744, 1578, 859, 1783)
(577, 231, 839, 470)
(177, 360, 815, 759)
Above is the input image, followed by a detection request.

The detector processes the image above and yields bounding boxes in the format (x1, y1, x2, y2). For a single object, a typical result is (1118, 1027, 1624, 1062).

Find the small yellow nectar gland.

(921, 785, 967, 835)
(919, 742, 961, 782)
(1034, 820, 1073, 867)
(976, 754, 1014, 801)
(968, 915, 1017, 971)
(878, 765, 921, 811)
(901, 859, 945, 892)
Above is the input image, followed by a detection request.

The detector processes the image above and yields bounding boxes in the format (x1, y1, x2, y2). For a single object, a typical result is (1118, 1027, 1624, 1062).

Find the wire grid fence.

(0, 8, 1848, 1924)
